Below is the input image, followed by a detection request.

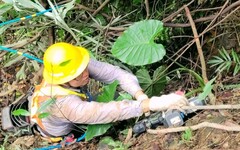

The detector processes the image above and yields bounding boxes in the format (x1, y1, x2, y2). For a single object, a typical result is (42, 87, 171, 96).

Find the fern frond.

(208, 48, 240, 75)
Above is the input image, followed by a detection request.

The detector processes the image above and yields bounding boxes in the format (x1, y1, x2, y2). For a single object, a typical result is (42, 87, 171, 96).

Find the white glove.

(136, 94, 149, 102)
(149, 93, 188, 112)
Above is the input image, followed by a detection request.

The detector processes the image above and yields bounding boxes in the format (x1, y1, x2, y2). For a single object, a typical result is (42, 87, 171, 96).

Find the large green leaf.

(136, 69, 152, 91)
(115, 92, 132, 101)
(97, 80, 119, 102)
(136, 66, 167, 97)
(85, 124, 112, 141)
(85, 81, 119, 141)
(112, 19, 166, 66)
(152, 66, 168, 95)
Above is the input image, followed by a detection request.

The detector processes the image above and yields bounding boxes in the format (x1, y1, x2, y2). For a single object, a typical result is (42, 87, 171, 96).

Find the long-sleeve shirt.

(36, 59, 144, 137)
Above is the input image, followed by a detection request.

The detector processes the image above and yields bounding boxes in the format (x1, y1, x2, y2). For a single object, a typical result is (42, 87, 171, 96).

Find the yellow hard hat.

(43, 42, 90, 84)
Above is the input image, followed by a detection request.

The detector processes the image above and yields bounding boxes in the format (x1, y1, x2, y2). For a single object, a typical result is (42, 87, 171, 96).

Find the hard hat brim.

(43, 47, 90, 84)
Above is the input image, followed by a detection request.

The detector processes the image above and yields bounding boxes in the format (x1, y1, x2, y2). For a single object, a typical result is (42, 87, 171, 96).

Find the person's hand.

(135, 90, 149, 102)
(140, 92, 188, 112)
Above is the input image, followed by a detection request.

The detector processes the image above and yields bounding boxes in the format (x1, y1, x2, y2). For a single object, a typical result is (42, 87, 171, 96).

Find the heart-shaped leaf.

(136, 66, 167, 96)
(112, 19, 166, 66)
(97, 80, 119, 102)
(85, 124, 112, 141)
(85, 81, 119, 141)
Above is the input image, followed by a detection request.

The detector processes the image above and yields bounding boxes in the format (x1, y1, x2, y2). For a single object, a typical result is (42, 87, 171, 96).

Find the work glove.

(136, 93, 149, 102)
(141, 92, 188, 112)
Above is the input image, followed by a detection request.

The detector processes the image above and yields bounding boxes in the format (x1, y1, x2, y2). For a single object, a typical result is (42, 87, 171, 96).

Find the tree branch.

(185, 6, 208, 83)
(163, 1, 240, 28)
(147, 121, 240, 134)
(145, 0, 150, 19)
(86, 0, 111, 22)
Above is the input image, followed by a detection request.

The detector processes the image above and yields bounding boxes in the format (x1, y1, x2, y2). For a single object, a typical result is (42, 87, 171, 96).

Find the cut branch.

(185, 6, 208, 83)
(181, 104, 240, 110)
(145, 0, 150, 19)
(147, 121, 240, 134)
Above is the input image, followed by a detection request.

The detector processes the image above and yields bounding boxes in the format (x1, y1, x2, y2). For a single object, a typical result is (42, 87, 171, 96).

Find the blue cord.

(0, 5, 62, 27)
(0, 46, 43, 64)
(0, 5, 63, 64)
(35, 133, 86, 150)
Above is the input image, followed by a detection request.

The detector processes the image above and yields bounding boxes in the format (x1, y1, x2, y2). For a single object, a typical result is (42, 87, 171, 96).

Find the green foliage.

(99, 136, 130, 150)
(85, 81, 119, 141)
(175, 67, 214, 98)
(177, 68, 205, 88)
(136, 66, 167, 97)
(132, 0, 143, 5)
(208, 48, 240, 76)
(115, 92, 132, 101)
(85, 124, 112, 141)
(0, 145, 5, 150)
(37, 98, 55, 113)
(198, 77, 216, 100)
(16, 62, 26, 80)
(97, 80, 119, 102)
(181, 128, 192, 142)
(12, 97, 55, 119)
(0, 3, 12, 16)
(31, 60, 40, 71)
(12, 108, 30, 116)
(56, 28, 66, 41)
(0, 25, 10, 35)
(3, 55, 24, 68)
(112, 20, 166, 66)
(38, 112, 51, 119)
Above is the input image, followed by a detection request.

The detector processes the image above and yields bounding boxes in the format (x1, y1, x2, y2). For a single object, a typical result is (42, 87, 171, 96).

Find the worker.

(29, 42, 188, 140)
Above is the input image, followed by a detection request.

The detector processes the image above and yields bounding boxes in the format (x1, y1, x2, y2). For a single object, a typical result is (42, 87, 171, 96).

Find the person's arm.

(55, 95, 145, 124)
(88, 59, 146, 99)
(52, 93, 188, 124)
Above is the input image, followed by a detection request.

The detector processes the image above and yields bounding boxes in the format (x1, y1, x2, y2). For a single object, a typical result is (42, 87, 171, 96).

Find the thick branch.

(181, 104, 240, 110)
(145, 0, 150, 19)
(185, 6, 208, 83)
(147, 121, 240, 134)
